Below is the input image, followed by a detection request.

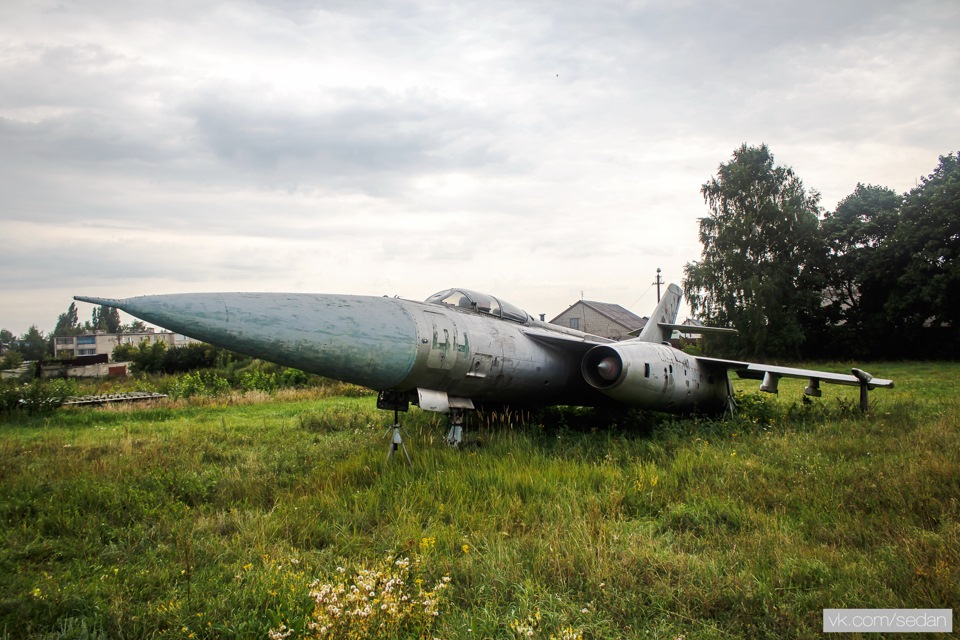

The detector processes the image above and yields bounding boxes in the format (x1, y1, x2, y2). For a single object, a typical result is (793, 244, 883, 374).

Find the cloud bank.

(1, 0, 958, 333)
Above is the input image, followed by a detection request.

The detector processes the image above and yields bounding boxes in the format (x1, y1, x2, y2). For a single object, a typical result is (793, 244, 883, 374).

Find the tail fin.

(636, 283, 683, 343)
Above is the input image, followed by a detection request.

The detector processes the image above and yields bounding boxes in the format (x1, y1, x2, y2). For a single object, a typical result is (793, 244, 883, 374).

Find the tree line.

(684, 144, 958, 360)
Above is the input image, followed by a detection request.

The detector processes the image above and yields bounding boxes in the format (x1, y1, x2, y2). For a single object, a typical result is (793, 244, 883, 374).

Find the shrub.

(167, 371, 230, 399)
(240, 369, 279, 393)
(280, 368, 310, 388)
(111, 342, 139, 363)
(680, 342, 704, 356)
(129, 341, 167, 374)
(732, 389, 782, 426)
(0, 378, 77, 414)
(1, 349, 24, 370)
(162, 342, 217, 373)
(0, 381, 21, 414)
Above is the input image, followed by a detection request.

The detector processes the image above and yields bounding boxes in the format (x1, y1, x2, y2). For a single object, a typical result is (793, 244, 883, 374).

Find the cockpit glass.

(424, 289, 452, 305)
(499, 300, 528, 323)
(425, 289, 529, 323)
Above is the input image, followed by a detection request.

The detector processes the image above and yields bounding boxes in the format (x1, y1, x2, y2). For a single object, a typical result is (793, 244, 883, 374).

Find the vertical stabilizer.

(636, 283, 683, 343)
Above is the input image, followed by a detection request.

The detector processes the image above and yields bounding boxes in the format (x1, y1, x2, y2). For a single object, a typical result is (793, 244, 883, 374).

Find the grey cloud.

(0, 43, 190, 173)
(0, 229, 299, 291)
(184, 88, 503, 184)
(503, 0, 960, 134)
(1, 0, 957, 334)
(0, 114, 180, 165)
(0, 43, 163, 111)
(0, 237, 192, 290)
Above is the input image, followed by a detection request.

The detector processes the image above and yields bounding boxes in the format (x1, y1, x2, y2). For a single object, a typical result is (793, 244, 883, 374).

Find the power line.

(627, 283, 654, 310)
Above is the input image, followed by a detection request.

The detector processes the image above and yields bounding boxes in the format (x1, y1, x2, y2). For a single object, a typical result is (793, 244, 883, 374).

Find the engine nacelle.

(582, 342, 727, 413)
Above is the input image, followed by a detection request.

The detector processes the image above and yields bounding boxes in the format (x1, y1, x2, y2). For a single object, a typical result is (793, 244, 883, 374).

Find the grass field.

(1, 362, 958, 639)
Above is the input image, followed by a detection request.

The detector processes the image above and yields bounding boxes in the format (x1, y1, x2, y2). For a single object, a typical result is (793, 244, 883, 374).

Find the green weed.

(0, 362, 956, 639)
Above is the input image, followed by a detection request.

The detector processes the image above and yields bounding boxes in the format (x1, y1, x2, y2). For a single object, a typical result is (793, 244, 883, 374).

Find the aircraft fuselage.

(74, 286, 890, 416)
(75, 292, 600, 407)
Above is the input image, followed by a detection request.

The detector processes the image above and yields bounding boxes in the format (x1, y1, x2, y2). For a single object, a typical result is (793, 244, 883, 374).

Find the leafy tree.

(130, 340, 167, 374)
(18, 325, 50, 361)
(53, 302, 82, 336)
(683, 144, 824, 358)
(123, 320, 148, 333)
(161, 343, 220, 373)
(1, 349, 24, 371)
(880, 152, 960, 355)
(819, 183, 902, 355)
(1, 329, 24, 370)
(91, 305, 123, 333)
(112, 343, 139, 362)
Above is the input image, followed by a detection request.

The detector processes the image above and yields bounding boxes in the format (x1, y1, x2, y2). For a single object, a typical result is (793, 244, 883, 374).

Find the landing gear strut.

(446, 409, 465, 447)
(724, 375, 737, 417)
(385, 410, 412, 466)
(378, 391, 412, 466)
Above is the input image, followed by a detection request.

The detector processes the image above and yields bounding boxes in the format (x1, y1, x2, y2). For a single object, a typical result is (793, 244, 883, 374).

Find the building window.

(77, 336, 96, 345)
(78, 349, 96, 356)
(55, 337, 75, 345)
(569, 318, 580, 330)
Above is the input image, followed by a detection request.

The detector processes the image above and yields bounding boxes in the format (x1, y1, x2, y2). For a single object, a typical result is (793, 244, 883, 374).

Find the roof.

(550, 300, 647, 331)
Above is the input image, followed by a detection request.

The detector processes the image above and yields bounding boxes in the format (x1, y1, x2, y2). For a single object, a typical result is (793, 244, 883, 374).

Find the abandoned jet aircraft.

(75, 284, 892, 422)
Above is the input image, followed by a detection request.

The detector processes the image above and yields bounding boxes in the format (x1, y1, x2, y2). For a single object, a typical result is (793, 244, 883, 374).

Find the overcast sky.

(1, 0, 958, 335)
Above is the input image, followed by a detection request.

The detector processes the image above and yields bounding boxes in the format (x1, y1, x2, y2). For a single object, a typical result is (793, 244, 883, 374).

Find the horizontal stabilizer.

(658, 323, 738, 336)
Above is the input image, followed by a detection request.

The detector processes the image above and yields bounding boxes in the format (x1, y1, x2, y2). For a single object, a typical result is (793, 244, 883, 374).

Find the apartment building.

(53, 330, 198, 361)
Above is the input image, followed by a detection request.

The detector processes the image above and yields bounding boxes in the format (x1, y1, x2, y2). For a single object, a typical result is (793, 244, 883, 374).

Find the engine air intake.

(582, 346, 623, 388)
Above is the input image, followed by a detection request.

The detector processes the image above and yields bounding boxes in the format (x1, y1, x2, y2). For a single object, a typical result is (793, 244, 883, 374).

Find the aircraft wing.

(521, 326, 613, 354)
(695, 356, 894, 390)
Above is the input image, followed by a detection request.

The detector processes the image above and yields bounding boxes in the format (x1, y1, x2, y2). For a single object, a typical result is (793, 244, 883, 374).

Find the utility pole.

(653, 267, 663, 302)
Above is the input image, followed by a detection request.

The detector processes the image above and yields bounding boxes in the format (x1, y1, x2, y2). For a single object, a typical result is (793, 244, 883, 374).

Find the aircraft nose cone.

(74, 292, 420, 389)
(597, 356, 621, 382)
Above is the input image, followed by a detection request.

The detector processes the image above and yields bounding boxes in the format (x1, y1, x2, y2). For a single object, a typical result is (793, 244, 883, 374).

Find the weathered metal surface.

(77, 293, 420, 390)
(582, 342, 728, 412)
(76, 284, 893, 415)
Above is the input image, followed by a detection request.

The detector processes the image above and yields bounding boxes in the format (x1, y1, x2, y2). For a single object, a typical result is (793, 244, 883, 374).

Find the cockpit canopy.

(425, 289, 530, 323)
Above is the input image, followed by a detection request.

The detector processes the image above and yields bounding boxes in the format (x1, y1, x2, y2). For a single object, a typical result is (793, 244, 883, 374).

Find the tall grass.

(0, 362, 957, 639)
